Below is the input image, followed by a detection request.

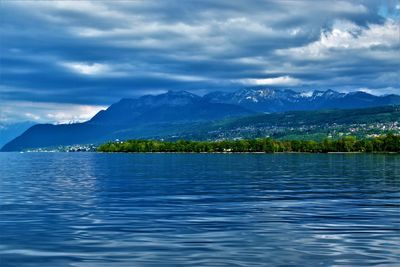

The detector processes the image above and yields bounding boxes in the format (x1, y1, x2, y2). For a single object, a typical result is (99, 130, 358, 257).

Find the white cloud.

(147, 72, 208, 82)
(12, 0, 126, 23)
(1, 101, 107, 124)
(278, 20, 399, 59)
(46, 105, 107, 124)
(329, 1, 367, 14)
(238, 76, 302, 86)
(62, 62, 111, 76)
(73, 21, 210, 38)
(24, 113, 41, 121)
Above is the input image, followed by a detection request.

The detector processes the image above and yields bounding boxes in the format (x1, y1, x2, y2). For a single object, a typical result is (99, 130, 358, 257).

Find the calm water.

(0, 153, 399, 267)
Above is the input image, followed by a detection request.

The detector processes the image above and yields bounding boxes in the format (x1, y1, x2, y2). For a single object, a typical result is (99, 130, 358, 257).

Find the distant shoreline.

(10, 150, 399, 154)
(94, 151, 399, 154)
(97, 135, 400, 154)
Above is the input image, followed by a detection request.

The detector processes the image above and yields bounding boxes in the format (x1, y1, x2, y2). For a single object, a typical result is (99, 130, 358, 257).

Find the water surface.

(0, 153, 399, 266)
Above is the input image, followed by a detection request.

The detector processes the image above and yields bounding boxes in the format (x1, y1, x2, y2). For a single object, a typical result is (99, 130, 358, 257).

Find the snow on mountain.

(203, 88, 400, 112)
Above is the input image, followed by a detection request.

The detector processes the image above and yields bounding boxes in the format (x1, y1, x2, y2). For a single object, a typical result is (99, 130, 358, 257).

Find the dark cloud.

(0, 0, 399, 122)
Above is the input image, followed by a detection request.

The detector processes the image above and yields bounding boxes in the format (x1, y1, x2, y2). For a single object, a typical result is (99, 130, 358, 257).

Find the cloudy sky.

(1, 0, 399, 123)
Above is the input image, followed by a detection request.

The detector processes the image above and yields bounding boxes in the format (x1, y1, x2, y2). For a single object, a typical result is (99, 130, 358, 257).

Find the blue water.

(0, 153, 399, 267)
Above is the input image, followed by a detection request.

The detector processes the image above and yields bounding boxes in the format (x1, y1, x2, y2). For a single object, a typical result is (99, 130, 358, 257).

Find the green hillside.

(98, 134, 400, 153)
(162, 105, 400, 141)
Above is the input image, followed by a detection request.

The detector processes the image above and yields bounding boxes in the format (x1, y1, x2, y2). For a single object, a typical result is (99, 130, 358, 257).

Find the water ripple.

(0, 153, 399, 266)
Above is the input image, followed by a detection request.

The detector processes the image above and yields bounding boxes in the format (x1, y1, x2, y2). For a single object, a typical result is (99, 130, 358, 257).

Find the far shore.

(96, 135, 400, 154)
(95, 151, 398, 154)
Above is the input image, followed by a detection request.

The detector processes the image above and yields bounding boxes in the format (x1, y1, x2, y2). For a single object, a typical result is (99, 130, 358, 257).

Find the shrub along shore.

(97, 134, 399, 153)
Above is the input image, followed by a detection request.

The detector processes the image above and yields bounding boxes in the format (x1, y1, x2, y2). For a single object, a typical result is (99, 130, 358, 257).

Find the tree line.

(97, 134, 399, 153)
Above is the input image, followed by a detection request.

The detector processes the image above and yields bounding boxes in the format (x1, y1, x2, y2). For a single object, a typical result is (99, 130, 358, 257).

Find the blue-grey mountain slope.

(0, 121, 36, 148)
(2, 89, 400, 151)
(1, 91, 254, 151)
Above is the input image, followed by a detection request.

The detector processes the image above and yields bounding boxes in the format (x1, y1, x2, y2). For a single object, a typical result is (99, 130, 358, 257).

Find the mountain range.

(0, 121, 36, 148)
(2, 88, 400, 151)
(204, 89, 400, 112)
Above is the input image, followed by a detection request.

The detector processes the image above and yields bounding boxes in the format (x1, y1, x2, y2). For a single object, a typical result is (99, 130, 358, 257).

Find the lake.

(0, 153, 399, 266)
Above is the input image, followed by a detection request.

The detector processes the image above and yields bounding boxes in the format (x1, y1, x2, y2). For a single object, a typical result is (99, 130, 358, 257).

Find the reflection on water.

(0, 153, 399, 266)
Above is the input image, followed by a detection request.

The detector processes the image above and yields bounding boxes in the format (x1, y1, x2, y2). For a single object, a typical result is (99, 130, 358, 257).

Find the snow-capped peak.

(300, 91, 313, 98)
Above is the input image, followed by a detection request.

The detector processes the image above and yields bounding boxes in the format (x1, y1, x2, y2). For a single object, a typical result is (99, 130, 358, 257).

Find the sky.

(1, 0, 399, 123)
